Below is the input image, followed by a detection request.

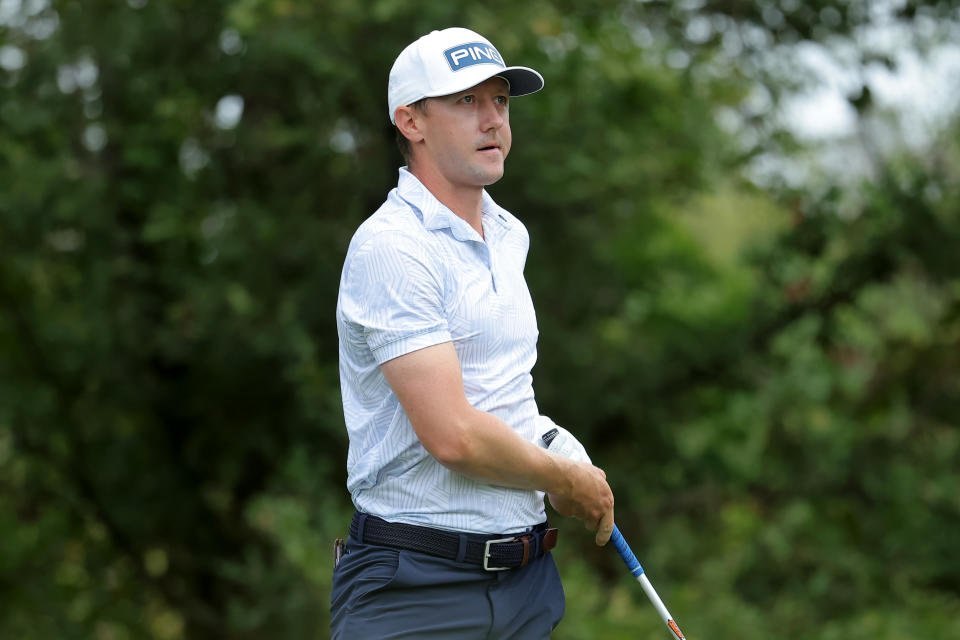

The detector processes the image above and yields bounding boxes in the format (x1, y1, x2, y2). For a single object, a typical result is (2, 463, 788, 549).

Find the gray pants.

(330, 536, 565, 639)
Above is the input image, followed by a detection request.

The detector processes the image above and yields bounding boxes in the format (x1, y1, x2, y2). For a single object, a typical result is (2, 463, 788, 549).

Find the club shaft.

(610, 525, 686, 640)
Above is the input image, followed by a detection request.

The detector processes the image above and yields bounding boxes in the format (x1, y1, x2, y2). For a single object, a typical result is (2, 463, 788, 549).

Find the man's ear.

(394, 105, 425, 144)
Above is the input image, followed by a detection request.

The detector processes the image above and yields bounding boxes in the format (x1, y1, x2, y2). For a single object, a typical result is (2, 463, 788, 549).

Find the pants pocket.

(331, 541, 401, 614)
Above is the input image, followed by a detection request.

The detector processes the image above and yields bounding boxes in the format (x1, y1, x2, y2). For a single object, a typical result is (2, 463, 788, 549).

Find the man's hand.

(546, 458, 615, 546)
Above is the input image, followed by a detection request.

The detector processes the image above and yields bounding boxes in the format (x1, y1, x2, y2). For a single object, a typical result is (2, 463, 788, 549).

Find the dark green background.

(2, 1, 959, 638)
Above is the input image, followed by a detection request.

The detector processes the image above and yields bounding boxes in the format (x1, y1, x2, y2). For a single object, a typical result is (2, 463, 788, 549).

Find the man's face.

(417, 76, 512, 189)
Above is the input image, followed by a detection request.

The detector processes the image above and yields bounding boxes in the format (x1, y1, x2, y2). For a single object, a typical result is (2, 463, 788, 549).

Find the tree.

(1, 1, 958, 637)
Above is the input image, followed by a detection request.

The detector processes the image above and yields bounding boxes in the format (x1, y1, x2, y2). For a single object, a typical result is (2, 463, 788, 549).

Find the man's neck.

(409, 165, 485, 239)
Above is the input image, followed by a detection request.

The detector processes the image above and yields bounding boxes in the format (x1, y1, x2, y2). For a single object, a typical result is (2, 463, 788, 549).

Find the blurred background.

(2, 1, 959, 638)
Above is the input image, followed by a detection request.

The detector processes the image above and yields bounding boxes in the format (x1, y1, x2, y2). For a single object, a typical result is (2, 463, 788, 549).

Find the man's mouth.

(477, 143, 500, 152)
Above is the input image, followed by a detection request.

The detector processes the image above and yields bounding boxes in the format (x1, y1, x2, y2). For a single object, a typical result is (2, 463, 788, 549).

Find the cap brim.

(393, 65, 545, 123)
(421, 66, 544, 101)
(497, 66, 544, 97)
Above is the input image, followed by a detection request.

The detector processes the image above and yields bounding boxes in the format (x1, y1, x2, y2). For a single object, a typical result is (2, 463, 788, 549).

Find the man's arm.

(380, 341, 615, 544)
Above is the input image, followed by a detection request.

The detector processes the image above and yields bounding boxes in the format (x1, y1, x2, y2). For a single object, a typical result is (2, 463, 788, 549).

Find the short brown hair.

(394, 98, 429, 165)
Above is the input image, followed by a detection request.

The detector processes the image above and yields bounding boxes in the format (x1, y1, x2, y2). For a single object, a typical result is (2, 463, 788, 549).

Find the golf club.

(610, 524, 686, 640)
(536, 418, 688, 639)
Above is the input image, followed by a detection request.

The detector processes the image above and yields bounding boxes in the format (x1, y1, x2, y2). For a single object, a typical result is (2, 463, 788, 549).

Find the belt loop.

(455, 534, 467, 563)
(533, 530, 541, 558)
(356, 513, 368, 543)
(519, 536, 531, 567)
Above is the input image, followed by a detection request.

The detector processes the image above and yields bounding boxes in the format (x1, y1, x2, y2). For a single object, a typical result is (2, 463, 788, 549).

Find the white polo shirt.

(336, 167, 545, 534)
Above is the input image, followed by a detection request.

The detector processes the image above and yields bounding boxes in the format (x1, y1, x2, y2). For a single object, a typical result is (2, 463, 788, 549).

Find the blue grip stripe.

(611, 525, 645, 578)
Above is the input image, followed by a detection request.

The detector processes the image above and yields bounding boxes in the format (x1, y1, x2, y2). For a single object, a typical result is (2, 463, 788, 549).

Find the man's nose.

(479, 98, 505, 130)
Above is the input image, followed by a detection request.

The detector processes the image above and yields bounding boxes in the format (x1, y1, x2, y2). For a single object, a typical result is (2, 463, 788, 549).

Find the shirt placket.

(481, 241, 498, 294)
(480, 216, 503, 294)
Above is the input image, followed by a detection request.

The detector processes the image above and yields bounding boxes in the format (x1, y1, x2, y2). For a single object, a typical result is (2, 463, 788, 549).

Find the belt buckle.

(483, 536, 516, 571)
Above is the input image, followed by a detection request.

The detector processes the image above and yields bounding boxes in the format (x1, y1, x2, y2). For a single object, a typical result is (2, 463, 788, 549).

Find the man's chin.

(475, 165, 505, 186)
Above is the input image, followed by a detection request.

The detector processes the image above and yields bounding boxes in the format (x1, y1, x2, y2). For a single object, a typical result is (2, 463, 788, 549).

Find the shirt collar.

(396, 167, 513, 242)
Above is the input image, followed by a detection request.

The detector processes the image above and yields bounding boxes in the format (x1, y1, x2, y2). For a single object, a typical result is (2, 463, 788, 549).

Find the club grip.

(610, 524, 645, 578)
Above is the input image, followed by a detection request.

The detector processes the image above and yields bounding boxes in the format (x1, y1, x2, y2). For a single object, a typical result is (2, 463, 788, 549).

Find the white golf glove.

(535, 415, 591, 464)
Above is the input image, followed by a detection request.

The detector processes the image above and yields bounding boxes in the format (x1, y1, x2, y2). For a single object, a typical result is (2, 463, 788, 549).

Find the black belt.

(350, 512, 559, 571)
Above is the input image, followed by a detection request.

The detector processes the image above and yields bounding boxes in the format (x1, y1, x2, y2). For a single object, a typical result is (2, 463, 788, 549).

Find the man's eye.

(462, 95, 474, 103)
(495, 96, 508, 105)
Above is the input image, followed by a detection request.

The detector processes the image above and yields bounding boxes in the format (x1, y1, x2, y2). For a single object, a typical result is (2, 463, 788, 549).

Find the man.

(332, 27, 615, 639)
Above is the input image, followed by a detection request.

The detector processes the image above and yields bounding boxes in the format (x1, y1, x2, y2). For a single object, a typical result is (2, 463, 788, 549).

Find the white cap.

(388, 27, 544, 124)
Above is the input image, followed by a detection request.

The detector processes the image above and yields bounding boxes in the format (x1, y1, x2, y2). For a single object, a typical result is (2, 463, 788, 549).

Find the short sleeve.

(339, 232, 452, 363)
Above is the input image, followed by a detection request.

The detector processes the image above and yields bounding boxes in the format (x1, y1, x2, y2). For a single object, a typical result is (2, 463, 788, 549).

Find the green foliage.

(2, 0, 959, 638)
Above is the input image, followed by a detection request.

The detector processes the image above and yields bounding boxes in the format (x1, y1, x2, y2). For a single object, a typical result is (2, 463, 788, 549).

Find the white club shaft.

(637, 574, 672, 623)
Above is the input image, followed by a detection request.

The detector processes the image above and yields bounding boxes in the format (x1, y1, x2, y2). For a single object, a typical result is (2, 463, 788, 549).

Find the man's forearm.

(379, 341, 613, 536)
(431, 407, 570, 494)
(432, 407, 614, 535)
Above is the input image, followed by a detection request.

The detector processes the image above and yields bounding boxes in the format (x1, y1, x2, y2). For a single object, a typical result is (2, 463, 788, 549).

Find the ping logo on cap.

(443, 42, 505, 71)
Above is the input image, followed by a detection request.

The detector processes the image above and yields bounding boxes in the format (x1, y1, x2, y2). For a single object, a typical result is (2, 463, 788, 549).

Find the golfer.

(331, 27, 615, 639)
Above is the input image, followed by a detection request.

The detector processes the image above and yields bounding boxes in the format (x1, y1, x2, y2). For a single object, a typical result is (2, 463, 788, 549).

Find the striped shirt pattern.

(336, 168, 545, 534)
